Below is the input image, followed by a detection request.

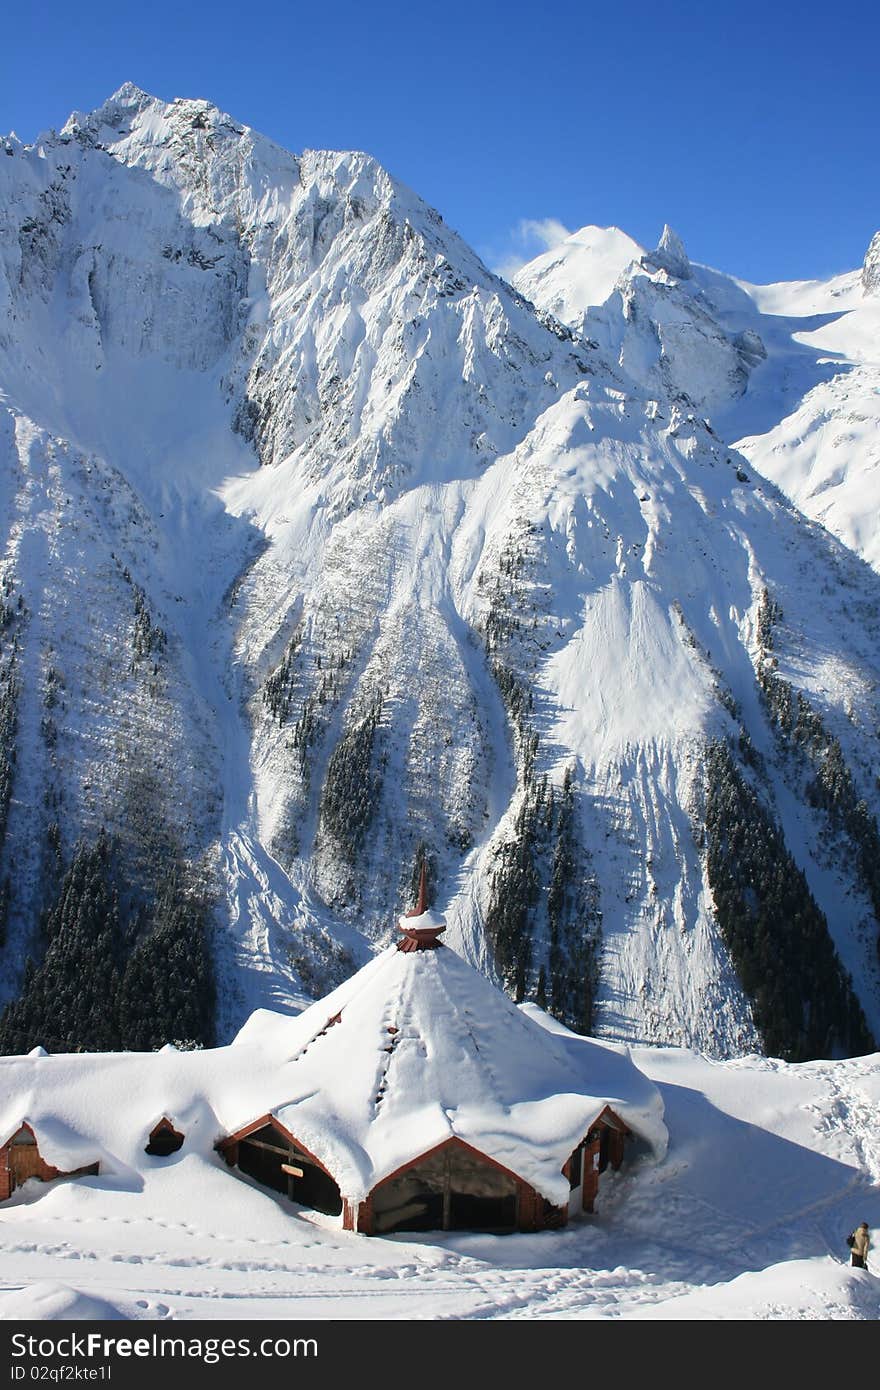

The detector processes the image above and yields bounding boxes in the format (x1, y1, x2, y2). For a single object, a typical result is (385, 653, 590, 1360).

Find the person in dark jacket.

(850, 1222, 870, 1269)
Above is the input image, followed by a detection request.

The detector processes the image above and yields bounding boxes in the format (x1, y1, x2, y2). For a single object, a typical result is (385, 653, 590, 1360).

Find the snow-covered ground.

(0, 1033, 876, 1321)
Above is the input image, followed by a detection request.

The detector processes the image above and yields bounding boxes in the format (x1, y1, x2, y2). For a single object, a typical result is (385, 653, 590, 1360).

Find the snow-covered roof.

(396, 906, 447, 933)
(0, 1111, 102, 1173)
(229, 944, 666, 1205)
(0, 944, 665, 1213)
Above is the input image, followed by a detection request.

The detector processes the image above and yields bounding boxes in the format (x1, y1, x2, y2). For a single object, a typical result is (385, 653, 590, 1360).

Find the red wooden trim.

(594, 1105, 632, 1135)
(579, 1104, 632, 1146)
(0, 1119, 38, 1149)
(215, 1112, 275, 1150)
(150, 1117, 179, 1135)
(356, 1196, 374, 1235)
(217, 1113, 339, 1183)
(371, 1133, 530, 1194)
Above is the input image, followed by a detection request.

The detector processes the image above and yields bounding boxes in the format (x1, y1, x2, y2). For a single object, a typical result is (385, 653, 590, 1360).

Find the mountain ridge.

(0, 88, 878, 1062)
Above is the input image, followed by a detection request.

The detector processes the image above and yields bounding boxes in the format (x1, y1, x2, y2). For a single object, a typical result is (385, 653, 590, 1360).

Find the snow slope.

(515, 222, 880, 573)
(704, 262, 880, 574)
(0, 1020, 876, 1321)
(515, 224, 766, 415)
(1, 89, 880, 1060)
(513, 225, 643, 322)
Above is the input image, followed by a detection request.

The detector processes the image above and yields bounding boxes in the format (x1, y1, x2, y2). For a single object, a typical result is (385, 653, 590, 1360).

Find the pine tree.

(319, 692, 384, 864)
(704, 740, 874, 1061)
(0, 833, 216, 1056)
(119, 871, 215, 1050)
(0, 832, 122, 1053)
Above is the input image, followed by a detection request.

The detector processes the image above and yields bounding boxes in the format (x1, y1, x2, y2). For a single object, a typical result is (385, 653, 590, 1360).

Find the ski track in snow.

(1, 1184, 875, 1321)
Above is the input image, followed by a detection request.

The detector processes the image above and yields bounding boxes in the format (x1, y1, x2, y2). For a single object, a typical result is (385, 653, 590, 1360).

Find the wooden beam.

(242, 1137, 320, 1167)
(281, 1163, 304, 1178)
(241, 1137, 290, 1156)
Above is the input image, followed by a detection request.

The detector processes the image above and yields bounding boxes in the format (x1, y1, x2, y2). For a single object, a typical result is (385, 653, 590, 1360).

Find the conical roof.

(233, 944, 666, 1205)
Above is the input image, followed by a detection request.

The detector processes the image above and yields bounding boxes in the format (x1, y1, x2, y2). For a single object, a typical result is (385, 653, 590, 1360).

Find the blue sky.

(2, 0, 877, 283)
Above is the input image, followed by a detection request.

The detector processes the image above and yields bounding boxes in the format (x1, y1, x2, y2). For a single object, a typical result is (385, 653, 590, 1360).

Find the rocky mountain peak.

(644, 224, 691, 280)
(62, 81, 159, 138)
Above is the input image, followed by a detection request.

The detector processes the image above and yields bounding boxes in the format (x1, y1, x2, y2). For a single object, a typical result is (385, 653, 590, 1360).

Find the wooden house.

(219, 872, 662, 1235)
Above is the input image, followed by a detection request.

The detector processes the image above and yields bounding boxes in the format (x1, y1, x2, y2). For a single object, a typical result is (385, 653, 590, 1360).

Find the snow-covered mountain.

(1, 86, 879, 1061)
(710, 255, 880, 574)
(515, 222, 880, 571)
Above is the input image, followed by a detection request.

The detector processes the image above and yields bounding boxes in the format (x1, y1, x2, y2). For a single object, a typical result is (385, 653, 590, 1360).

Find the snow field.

(0, 1040, 876, 1320)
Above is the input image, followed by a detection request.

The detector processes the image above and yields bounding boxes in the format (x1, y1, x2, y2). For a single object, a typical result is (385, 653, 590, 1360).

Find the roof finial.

(406, 861, 428, 918)
(398, 854, 446, 951)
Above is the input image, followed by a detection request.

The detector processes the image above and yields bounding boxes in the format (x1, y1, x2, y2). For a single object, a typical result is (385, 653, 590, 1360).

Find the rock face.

(644, 224, 691, 280)
(0, 87, 879, 1062)
(862, 231, 880, 295)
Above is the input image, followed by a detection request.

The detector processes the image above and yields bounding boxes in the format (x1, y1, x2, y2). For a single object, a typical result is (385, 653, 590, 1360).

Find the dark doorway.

(295, 1161, 344, 1216)
(568, 1144, 583, 1189)
(447, 1146, 517, 1231)
(372, 1147, 447, 1233)
(238, 1125, 287, 1194)
(598, 1125, 610, 1173)
(372, 1142, 519, 1235)
(235, 1123, 342, 1216)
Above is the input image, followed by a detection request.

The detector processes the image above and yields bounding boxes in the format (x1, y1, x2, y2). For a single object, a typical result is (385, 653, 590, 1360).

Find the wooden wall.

(0, 1126, 98, 1200)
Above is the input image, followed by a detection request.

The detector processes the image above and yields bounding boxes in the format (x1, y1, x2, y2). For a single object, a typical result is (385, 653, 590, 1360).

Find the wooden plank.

(281, 1163, 304, 1178)
(241, 1137, 290, 1156)
(242, 1137, 319, 1166)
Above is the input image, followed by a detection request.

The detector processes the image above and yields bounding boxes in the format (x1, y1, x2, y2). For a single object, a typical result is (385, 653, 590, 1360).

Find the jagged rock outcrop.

(644, 224, 691, 280)
(861, 230, 880, 295)
(515, 224, 765, 414)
